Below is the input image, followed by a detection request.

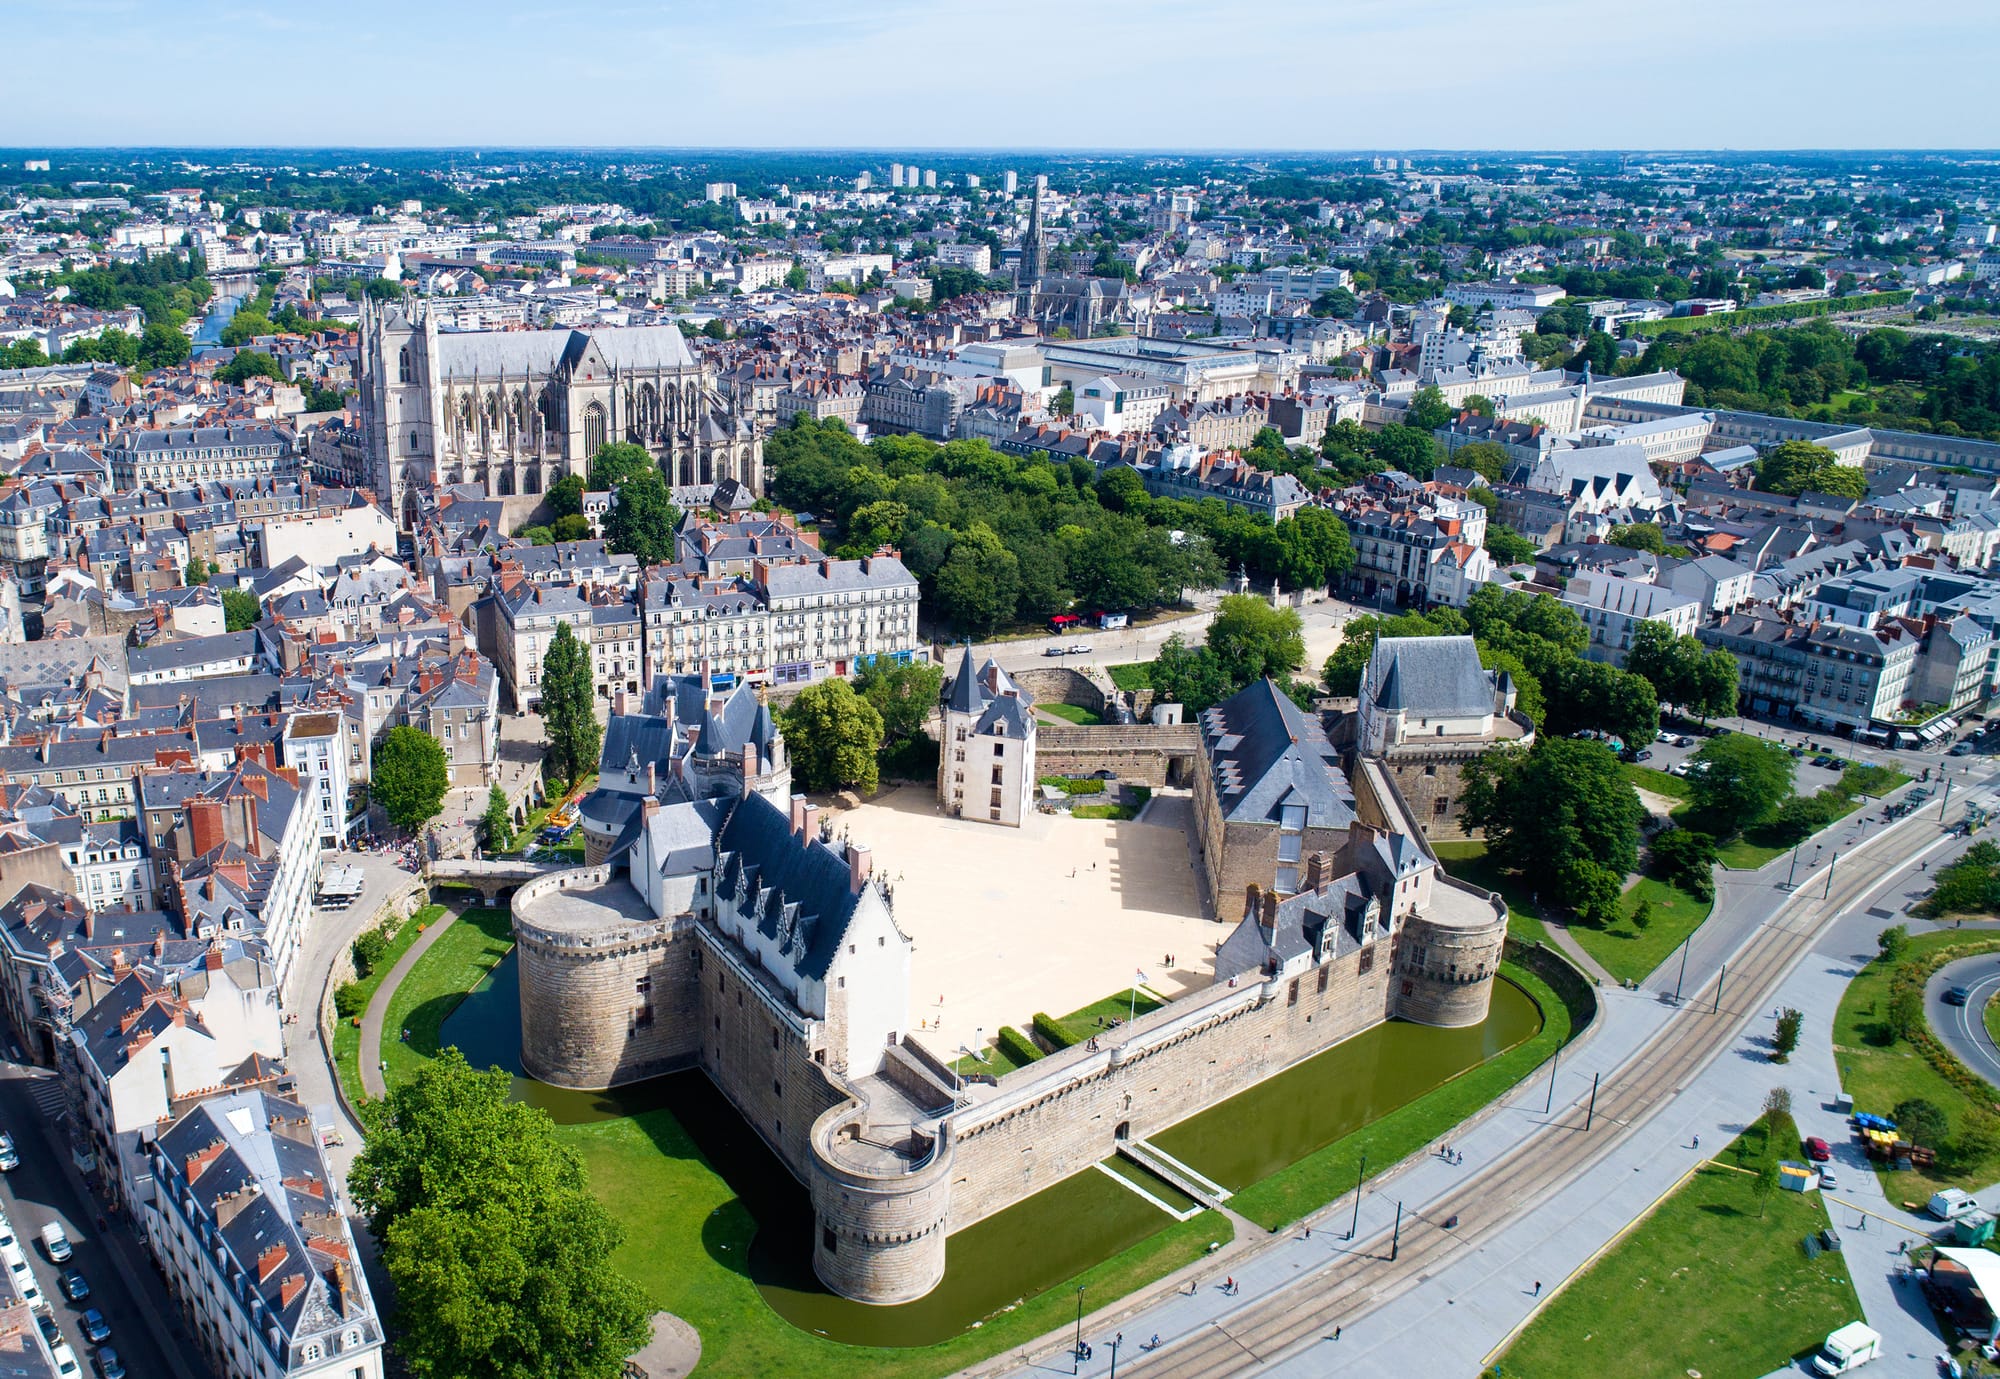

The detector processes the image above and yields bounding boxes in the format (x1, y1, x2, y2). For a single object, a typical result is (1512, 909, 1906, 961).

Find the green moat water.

(439, 952, 1541, 1346)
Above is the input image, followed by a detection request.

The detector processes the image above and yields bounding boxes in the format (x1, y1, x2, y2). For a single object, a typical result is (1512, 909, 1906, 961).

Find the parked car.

(49, 1343, 77, 1379)
(1946, 986, 1973, 1006)
(0, 1132, 19, 1172)
(57, 1268, 87, 1302)
(38, 1223, 69, 1263)
(1668, 762, 1691, 777)
(1812, 755, 1835, 769)
(1817, 1166, 1838, 1189)
(1068, 643, 1094, 655)
(34, 1313, 56, 1348)
(1656, 730, 1673, 743)
(1952, 741, 1976, 757)
(1804, 1136, 1832, 1162)
(76, 1310, 106, 1344)
(1042, 646, 1066, 657)
(3, 1245, 42, 1310)
(93, 1351, 123, 1379)
(1929, 1188, 1982, 1221)
(1635, 749, 1654, 762)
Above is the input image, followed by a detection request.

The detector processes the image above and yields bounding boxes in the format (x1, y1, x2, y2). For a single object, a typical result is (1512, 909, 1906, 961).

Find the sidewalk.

(358, 902, 469, 1099)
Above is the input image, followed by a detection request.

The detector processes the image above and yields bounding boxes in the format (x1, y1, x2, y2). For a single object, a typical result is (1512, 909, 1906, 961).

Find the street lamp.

(1107, 1332, 1124, 1379)
(1345, 1150, 1367, 1240)
(1073, 1286, 1088, 1370)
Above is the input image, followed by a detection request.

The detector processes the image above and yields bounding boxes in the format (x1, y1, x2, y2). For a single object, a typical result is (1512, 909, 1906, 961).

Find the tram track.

(1119, 796, 1983, 1378)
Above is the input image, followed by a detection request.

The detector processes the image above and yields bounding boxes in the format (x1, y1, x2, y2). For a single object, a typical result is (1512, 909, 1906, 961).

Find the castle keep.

(513, 675, 1506, 1305)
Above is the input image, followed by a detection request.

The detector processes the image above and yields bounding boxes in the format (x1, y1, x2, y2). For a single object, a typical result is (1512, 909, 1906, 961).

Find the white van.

(1928, 1188, 1981, 1221)
(2, 1242, 43, 1310)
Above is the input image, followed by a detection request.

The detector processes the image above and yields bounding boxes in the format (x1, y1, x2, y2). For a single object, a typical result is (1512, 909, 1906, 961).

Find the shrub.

(1037, 776, 1106, 796)
(334, 981, 369, 1020)
(1878, 924, 1909, 962)
(1648, 827, 1717, 902)
(1894, 1097, 1950, 1152)
(1032, 1012, 1082, 1050)
(351, 928, 391, 977)
(1773, 1007, 1802, 1063)
(995, 1026, 1044, 1066)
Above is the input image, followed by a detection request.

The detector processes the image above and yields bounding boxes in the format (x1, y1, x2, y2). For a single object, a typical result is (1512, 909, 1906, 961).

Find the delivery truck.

(1810, 1321, 1881, 1375)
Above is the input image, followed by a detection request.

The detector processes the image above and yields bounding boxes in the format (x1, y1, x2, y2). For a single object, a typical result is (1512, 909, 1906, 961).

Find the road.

(0, 1068, 207, 1379)
(1928, 952, 2000, 1089)
(965, 595, 1360, 684)
(979, 768, 2000, 1379)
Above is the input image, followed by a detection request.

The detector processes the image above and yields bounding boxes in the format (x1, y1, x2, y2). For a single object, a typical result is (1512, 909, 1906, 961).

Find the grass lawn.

(1567, 878, 1715, 986)
(1498, 1113, 1860, 1379)
(1833, 928, 2000, 1201)
(949, 1036, 1042, 1078)
(1429, 840, 1550, 947)
(1106, 661, 1153, 691)
(1844, 763, 1911, 797)
(1229, 962, 1570, 1229)
(1061, 987, 1166, 1031)
(379, 906, 516, 1090)
(329, 904, 439, 1106)
(566, 1107, 1227, 1379)
(1623, 764, 1691, 800)
(513, 773, 597, 854)
(1682, 789, 1865, 871)
(1040, 702, 1105, 725)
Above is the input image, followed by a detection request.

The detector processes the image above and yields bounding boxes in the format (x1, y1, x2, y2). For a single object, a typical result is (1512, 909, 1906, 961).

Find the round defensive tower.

(1392, 876, 1509, 1028)
(808, 1101, 954, 1305)
(512, 866, 694, 1089)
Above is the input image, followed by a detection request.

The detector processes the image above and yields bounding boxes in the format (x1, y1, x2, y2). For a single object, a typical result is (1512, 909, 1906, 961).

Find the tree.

(1544, 657, 1659, 750)
(1204, 595, 1304, 688)
(183, 556, 210, 587)
(138, 322, 191, 369)
(540, 623, 601, 791)
(934, 523, 1021, 636)
(1772, 1007, 1803, 1063)
(588, 441, 657, 491)
(1686, 733, 1795, 834)
(546, 472, 587, 520)
(1956, 1107, 2000, 1167)
(602, 473, 678, 566)
(372, 727, 449, 832)
(1752, 1136, 1778, 1216)
(1649, 827, 1718, 902)
(1630, 898, 1653, 931)
(1894, 1098, 1950, 1152)
(518, 525, 555, 546)
(1270, 507, 1354, 590)
(1764, 1085, 1794, 1120)
(1148, 635, 1234, 715)
(1484, 524, 1539, 565)
(1757, 440, 1862, 498)
(216, 350, 283, 385)
(551, 514, 592, 543)
(1886, 983, 1924, 1043)
(1461, 737, 1643, 924)
(221, 588, 260, 632)
(782, 678, 884, 794)
(1403, 386, 1451, 433)
(1606, 522, 1667, 555)
(481, 786, 513, 853)
(855, 658, 945, 748)
(1370, 424, 1440, 478)
(1878, 923, 1910, 962)
(349, 1050, 649, 1379)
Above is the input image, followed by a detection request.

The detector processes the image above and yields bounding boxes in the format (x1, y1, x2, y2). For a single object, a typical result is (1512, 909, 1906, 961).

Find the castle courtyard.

(827, 784, 1215, 1064)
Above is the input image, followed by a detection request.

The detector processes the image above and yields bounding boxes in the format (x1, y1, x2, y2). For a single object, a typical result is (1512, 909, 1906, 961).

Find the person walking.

(1533, 1280, 1542, 1297)
(1334, 1326, 1342, 1341)
(1692, 1134, 1700, 1150)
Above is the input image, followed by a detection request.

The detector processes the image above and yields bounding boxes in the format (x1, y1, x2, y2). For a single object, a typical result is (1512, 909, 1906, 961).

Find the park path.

(359, 903, 468, 1099)
(1540, 920, 1618, 986)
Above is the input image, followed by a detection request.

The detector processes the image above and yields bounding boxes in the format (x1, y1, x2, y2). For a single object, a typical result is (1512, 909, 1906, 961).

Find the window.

(408, 430, 419, 452)
(1359, 947, 1375, 975)
(398, 348, 413, 383)
(994, 743, 1004, 757)
(823, 1226, 838, 1253)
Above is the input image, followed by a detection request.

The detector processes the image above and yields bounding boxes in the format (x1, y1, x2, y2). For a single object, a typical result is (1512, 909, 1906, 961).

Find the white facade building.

(938, 651, 1036, 828)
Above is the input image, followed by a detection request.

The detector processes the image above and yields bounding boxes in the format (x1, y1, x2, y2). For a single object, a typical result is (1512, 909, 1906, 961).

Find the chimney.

(644, 762, 656, 796)
(188, 798, 225, 858)
(615, 688, 628, 717)
(1304, 852, 1328, 893)
(848, 843, 872, 893)
(1245, 882, 1262, 921)
(801, 801, 820, 841)
(1261, 887, 1280, 936)
(641, 796, 659, 825)
(790, 794, 808, 837)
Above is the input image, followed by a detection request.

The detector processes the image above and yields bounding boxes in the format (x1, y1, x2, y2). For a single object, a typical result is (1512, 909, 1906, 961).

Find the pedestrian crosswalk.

(25, 1079, 67, 1122)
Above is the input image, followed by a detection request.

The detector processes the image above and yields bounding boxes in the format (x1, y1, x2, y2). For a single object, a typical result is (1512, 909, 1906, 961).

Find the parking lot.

(1624, 728, 1863, 799)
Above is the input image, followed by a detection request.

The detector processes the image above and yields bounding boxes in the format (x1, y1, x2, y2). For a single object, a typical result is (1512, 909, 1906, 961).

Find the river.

(192, 277, 258, 346)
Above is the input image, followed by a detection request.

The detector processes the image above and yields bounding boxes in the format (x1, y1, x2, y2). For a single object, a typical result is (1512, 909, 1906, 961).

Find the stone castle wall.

(1009, 666, 1107, 715)
(1391, 881, 1510, 1027)
(809, 1108, 954, 1305)
(1036, 723, 1199, 788)
(1376, 749, 1483, 840)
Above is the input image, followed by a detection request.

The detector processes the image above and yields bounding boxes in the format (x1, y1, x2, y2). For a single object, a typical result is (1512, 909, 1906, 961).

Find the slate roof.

(1364, 636, 1495, 719)
(713, 790, 863, 983)
(1199, 679, 1355, 828)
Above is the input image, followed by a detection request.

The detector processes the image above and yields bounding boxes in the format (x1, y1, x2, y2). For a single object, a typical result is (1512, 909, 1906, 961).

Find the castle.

(936, 649, 1037, 827)
(512, 674, 1506, 1305)
(356, 301, 762, 526)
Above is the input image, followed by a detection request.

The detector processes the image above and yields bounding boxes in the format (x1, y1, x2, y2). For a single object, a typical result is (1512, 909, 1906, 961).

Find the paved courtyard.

(828, 785, 1218, 1063)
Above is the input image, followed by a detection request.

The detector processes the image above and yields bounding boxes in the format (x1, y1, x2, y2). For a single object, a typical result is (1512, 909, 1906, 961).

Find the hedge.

(1038, 776, 1106, 795)
(1624, 290, 1914, 338)
(1033, 1012, 1083, 1051)
(996, 1025, 1044, 1066)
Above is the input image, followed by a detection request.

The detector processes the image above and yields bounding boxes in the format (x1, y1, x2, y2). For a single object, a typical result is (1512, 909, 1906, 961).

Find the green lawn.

(1844, 763, 1911, 797)
(1567, 878, 1715, 986)
(330, 904, 440, 1106)
(1832, 929, 2000, 1201)
(379, 906, 516, 1090)
(1429, 840, 1550, 947)
(1039, 702, 1104, 726)
(1106, 661, 1153, 691)
(1681, 790, 1865, 871)
(1061, 987, 1166, 1031)
(567, 1107, 1228, 1379)
(1623, 764, 1691, 800)
(1229, 962, 1571, 1229)
(1498, 1114, 1860, 1379)
(949, 1035, 1043, 1078)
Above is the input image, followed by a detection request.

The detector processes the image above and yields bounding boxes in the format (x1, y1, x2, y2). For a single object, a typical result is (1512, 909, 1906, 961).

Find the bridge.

(426, 857, 567, 902)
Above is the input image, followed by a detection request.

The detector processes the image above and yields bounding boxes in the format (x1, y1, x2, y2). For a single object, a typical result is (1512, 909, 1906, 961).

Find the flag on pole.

(1134, 969, 1148, 983)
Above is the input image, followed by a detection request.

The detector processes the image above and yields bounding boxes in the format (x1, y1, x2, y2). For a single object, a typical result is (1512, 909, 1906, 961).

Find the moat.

(439, 948, 1544, 1346)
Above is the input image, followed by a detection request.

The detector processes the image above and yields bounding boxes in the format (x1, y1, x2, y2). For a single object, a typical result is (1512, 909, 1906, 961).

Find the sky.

(5, 0, 1998, 151)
